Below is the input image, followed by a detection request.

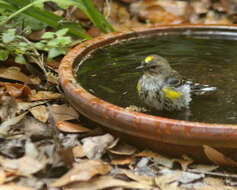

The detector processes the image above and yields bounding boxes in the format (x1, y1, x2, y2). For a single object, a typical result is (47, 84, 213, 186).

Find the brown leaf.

(121, 169, 154, 185)
(109, 143, 136, 156)
(0, 185, 35, 190)
(17, 101, 46, 113)
(203, 145, 237, 167)
(138, 5, 184, 25)
(0, 82, 31, 98)
(136, 150, 173, 168)
(0, 156, 45, 176)
(73, 145, 86, 158)
(111, 156, 133, 166)
(155, 170, 182, 189)
(0, 112, 28, 135)
(51, 104, 79, 122)
(56, 121, 90, 133)
(0, 169, 6, 185)
(28, 28, 46, 41)
(30, 105, 49, 123)
(28, 91, 62, 101)
(0, 67, 31, 84)
(65, 176, 153, 190)
(50, 160, 111, 187)
(82, 133, 114, 160)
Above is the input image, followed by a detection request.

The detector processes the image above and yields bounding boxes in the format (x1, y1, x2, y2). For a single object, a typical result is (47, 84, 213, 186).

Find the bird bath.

(59, 25, 237, 161)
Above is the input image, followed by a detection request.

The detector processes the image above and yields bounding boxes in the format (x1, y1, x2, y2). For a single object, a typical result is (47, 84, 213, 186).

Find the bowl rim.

(59, 24, 237, 148)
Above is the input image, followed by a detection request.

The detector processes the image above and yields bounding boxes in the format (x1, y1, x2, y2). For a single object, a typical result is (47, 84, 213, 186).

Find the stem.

(0, 0, 47, 26)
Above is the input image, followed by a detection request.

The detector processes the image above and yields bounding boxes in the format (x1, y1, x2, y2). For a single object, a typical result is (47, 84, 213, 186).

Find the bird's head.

(136, 55, 171, 75)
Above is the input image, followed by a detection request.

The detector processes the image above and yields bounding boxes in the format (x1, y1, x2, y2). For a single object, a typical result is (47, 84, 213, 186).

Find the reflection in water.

(76, 35, 237, 124)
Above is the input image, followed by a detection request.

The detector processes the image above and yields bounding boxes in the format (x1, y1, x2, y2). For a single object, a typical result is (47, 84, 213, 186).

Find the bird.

(136, 54, 217, 112)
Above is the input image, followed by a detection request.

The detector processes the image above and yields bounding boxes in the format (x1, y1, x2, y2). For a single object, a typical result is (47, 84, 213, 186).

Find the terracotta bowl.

(59, 25, 237, 161)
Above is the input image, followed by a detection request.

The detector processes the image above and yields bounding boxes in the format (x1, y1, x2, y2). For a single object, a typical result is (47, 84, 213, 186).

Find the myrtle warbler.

(136, 55, 216, 111)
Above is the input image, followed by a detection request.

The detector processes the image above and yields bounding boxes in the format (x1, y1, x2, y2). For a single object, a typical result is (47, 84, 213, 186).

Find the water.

(76, 35, 237, 124)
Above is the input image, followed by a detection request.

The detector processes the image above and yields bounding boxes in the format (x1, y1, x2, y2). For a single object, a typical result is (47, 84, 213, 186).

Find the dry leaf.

(173, 155, 193, 170)
(109, 143, 136, 156)
(82, 133, 114, 160)
(0, 112, 28, 135)
(111, 156, 133, 166)
(136, 150, 173, 168)
(56, 121, 90, 133)
(28, 91, 62, 101)
(0, 82, 31, 98)
(0, 67, 31, 84)
(50, 160, 111, 187)
(203, 145, 237, 167)
(73, 145, 86, 158)
(121, 169, 154, 185)
(51, 104, 79, 122)
(189, 164, 219, 172)
(138, 5, 184, 25)
(30, 105, 49, 123)
(17, 101, 46, 113)
(155, 169, 182, 189)
(0, 185, 35, 190)
(0, 169, 6, 185)
(65, 176, 153, 190)
(0, 156, 45, 176)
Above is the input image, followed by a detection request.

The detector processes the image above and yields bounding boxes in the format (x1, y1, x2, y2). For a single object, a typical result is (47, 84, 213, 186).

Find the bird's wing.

(165, 70, 185, 88)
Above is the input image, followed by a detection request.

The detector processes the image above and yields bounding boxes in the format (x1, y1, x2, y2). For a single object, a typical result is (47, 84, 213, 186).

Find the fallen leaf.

(138, 5, 184, 25)
(0, 169, 6, 185)
(109, 143, 136, 156)
(50, 160, 111, 187)
(0, 96, 17, 122)
(155, 169, 182, 189)
(203, 145, 237, 167)
(136, 150, 173, 168)
(0, 67, 31, 84)
(0, 112, 28, 135)
(178, 171, 204, 184)
(0, 156, 45, 176)
(56, 121, 90, 133)
(121, 169, 154, 185)
(204, 177, 224, 186)
(28, 90, 62, 101)
(73, 145, 86, 158)
(30, 105, 49, 123)
(0, 82, 31, 98)
(173, 155, 193, 170)
(17, 101, 46, 113)
(65, 176, 153, 190)
(111, 156, 133, 166)
(0, 185, 35, 190)
(82, 133, 114, 160)
(24, 116, 52, 138)
(189, 164, 219, 172)
(51, 104, 79, 122)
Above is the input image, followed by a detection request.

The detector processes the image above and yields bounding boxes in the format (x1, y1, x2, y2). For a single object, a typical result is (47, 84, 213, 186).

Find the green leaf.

(34, 42, 45, 50)
(48, 47, 66, 60)
(41, 32, 55, 39)
(15, 54, 26, 64)
(0, 49, 9, 61)
(2, 28, 16, 43)
(55, 28, 69, 37)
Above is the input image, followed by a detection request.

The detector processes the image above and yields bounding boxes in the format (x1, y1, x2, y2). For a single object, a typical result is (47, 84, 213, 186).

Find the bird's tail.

(185, 81, 217, 96)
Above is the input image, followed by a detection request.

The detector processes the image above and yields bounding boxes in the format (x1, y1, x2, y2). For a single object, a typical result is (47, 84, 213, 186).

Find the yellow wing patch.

(145, 56, 154, 63)
(137, 81, 141, 96)
(162, 87, 182, 100)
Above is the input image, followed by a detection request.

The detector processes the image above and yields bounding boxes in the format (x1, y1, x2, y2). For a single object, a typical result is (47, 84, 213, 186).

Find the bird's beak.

(136, 65, 144, 70)
(136, 60, 146, 70)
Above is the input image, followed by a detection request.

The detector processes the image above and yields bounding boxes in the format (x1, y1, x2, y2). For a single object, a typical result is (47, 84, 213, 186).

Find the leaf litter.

(2, 0, 237, 190)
